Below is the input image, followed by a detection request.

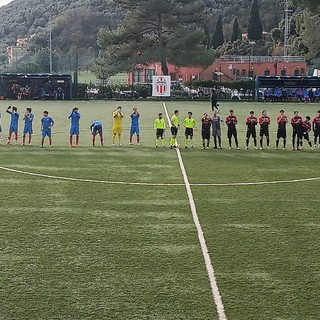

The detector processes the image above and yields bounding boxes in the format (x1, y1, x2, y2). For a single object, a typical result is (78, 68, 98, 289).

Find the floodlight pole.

(284, 0, 293, 59)
(49, 10, 53, 73)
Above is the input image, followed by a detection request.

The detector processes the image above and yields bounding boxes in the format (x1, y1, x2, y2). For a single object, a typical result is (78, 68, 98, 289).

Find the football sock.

(161, 138, 165, 146)
(246, 139, 249, 147)
(267, 138, 270, 147)
(69, 135, 73, 146)
(276, 139, 279, 148)
(228, 138, 232, 147)
(283, 139, 286, 148)
(49, 138, 52, 146)
(308, 141, 312, 147)
(76, 135, 79, 146)
(129, 135, 133, 144)
(137, 135, 140, 144)
(28, 135, 32, 144)
(22, 135, 26, 145)
(155, 138, 158, 147)
(213, 136, 217, 148)
(260, 139, 263, 148)
(235, 137, 239, 148)
(100, 136, 104, 145)
(92, 136, 95, 146)
(112, 135, 116, 144)
(218, 136, 221, 148)
(118, 135, 121, 145)
(254, 138, 257, 147)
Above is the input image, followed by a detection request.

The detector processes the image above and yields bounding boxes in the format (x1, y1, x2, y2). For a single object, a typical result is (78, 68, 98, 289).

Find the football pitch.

(0, 99, 319, 320)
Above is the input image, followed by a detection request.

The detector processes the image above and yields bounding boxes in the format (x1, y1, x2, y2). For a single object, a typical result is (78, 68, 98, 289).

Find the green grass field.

(0, 100, 319, 320)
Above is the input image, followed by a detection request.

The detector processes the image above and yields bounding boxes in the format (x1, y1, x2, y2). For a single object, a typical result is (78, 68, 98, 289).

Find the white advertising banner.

(152, 75, 171, 97)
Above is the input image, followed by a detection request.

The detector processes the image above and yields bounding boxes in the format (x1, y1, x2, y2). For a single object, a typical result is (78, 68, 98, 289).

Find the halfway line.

(163, 102, 227, 320)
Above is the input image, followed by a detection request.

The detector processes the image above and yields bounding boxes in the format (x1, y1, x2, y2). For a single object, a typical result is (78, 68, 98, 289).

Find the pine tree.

(94, 0, 214, 76)
(247, 0, 263, 40)
(212, 15, 224, 49)
(231, 17, 240, 43)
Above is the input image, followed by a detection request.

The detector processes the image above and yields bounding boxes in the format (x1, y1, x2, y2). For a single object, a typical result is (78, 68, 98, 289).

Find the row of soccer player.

(220, 109, 320, 150)
(160, 109, 320, 150)
(2, 105, 320, 150)
(1, 105, 132, 147)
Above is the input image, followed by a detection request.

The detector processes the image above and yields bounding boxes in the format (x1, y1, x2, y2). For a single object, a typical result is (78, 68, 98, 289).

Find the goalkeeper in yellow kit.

(112, 106, 124, 145)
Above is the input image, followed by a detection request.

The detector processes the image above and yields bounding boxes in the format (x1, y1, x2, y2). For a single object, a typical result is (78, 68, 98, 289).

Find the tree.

(247, 0, 263, 40)
(95, 0, 214, 76)
(231, 17, 241, 43)
(212, 15, 224, 49)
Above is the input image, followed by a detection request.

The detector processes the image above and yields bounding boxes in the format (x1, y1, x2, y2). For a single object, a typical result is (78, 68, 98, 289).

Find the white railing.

(221, 55, 306, 63)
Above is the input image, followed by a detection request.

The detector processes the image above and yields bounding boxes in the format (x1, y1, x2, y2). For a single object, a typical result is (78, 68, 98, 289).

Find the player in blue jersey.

(22, 108, 34, 146)
(129, 107, 140, 145)
(6, 106, 19, 145)
(68, 106, 81, 147)
(39, 111, 54, 147)
(90, 120, 104, 146)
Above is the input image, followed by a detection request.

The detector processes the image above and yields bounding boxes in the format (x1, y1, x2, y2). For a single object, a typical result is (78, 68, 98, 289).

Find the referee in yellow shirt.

(170, 109, 179, 148)
(154, 112, 166, 147)
(183, 111, 196, 149)
(112, 106, 124, 145)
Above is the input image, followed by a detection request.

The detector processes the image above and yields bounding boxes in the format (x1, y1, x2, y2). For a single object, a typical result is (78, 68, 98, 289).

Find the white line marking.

(163, 102, 227, 320)
(0, 166, 184, 186)
(0, 166, 319, 187)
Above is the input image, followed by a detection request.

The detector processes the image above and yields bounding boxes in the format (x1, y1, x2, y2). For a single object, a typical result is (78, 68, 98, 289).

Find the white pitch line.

(162, 102, 227, 320)
(0, 165, 184, 186)
(0, 165, 320, 188)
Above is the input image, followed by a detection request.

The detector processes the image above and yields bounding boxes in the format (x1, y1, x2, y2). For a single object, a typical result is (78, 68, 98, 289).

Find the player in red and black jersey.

(245, 111, 258, 149)
(258, 110, 271, 149)
(312, 110, 320, 148)
(225, 110, 239, 149)
(291, 111, 303, 150)
(275, 109, 288, 149)
(201, 113, 211, 149)
(301, 116, 313, 149)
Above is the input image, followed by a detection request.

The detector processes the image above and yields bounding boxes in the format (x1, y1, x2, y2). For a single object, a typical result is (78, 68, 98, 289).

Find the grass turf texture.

(0, 100, 319, 319)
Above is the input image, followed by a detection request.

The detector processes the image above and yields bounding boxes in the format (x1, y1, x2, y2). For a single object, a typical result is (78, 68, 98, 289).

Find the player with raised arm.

(225, 110, 239, 149)
(112, 106, 124, 146)
(68, 107, 80, 147)
(301, 116, 313, 149)
(39, 111, 54, 148)
(275, 109, 288, 150)
(201, 113, 211, 149)
(183, 111, 195, 149)
(291, 111, 303, 150)
(211, 110, 223, 149)
(245, 111, 258, 150)
(90, 120, 104, 146)
(129, 107, 140, 145)
(154, 113, 166, 147)
(22, 108, 34, 146)
(258, 110, 271, 149)
(170, 109, 179, 149)
(6, 106, 19, 145)
(312, 110, 320, 148)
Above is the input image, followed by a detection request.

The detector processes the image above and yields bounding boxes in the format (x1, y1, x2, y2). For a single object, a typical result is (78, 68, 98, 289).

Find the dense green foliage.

(247, 0, 263, 40)
(94, 0, 215, 76)
(212, 15, 224, 49)
(231, 17, 241, 43)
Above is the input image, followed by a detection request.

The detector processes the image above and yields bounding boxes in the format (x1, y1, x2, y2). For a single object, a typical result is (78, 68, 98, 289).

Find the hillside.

(0, 0, 280, 53)
(0, 0, 121, 53)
